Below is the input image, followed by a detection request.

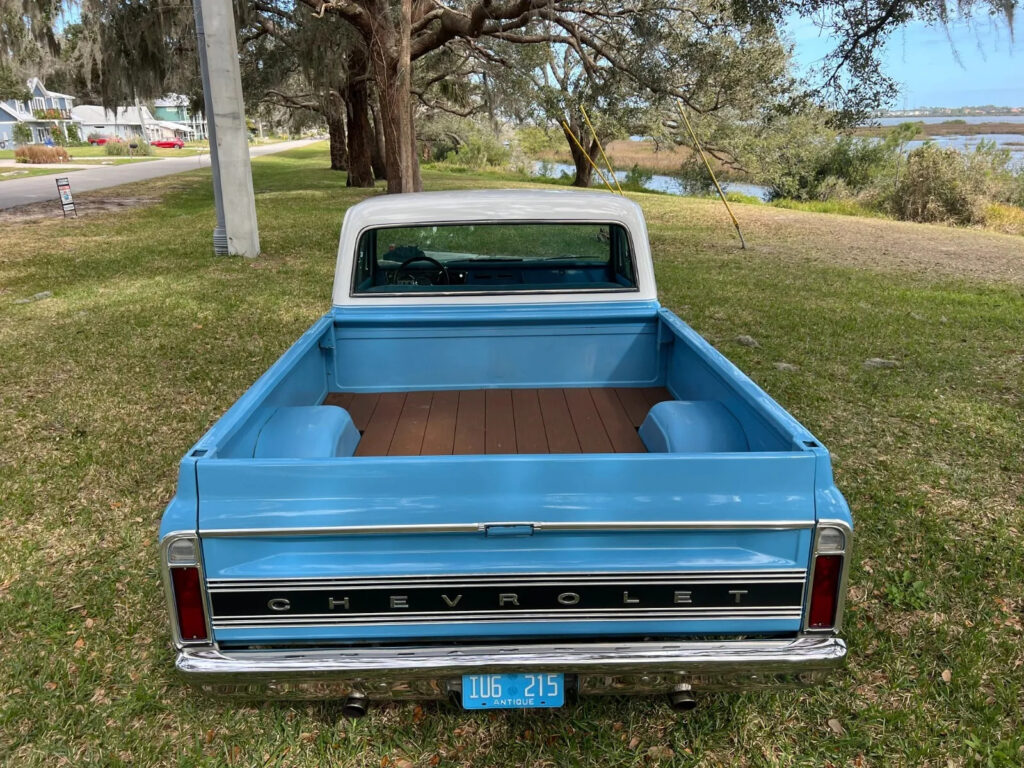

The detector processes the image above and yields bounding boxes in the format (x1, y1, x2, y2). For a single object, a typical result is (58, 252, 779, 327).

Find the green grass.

(770, 197, 886, 218)
(2, 143, 1023, 766)
(0, 167, 84, 181)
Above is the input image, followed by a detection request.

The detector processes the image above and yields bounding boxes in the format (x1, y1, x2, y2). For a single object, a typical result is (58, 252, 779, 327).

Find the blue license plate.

(461, 673, 565, 709)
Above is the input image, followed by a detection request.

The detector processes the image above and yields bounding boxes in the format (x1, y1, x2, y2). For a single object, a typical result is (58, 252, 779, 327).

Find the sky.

(787, 12, 1023, 108)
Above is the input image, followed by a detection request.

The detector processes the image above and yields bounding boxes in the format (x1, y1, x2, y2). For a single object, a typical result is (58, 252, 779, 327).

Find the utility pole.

(193, 0, 260, 257)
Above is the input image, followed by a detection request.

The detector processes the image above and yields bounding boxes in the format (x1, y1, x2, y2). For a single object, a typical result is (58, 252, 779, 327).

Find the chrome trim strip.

(206, 570, 807, 592)
(206, 568, 806, 586)
(177, 636, 847, 689)
(212, 610, 804, 628)
(199, 520, 814, 538)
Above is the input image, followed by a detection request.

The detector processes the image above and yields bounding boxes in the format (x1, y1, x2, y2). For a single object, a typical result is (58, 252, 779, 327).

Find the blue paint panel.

(202, 531, 813, 580)
(660, 310, 816, 451)
(196, 452, 817, 532)
(200, 316, 334, 459)
(330, 304, 661, 391)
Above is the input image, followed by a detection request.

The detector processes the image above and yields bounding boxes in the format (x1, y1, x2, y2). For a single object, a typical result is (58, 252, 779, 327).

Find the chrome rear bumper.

(178, 636, 846, 700)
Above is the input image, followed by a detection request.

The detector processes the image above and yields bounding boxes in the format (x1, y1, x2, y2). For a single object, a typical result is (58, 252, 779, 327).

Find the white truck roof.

(332, 189, 657, 306)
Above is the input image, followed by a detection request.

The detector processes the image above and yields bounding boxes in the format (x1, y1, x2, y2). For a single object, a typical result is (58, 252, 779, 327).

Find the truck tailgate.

(196, 452, 816, 645)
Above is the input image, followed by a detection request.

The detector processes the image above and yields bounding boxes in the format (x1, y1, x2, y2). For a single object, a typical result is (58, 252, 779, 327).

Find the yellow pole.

(579, 105, 623, 195)
(675, 100, 746, 249)
(561, 121, 616, 193)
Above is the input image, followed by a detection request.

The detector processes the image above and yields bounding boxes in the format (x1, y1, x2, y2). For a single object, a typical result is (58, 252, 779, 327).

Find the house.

(71, 104, 197, 143)
(153, 94, 208, 140)
(0, 78, 77, 147)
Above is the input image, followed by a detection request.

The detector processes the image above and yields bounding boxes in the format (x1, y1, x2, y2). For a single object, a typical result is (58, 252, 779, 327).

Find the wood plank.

(564, 388, 613, 453)
(453, 390, 485, 454)
(591, 388, 647, 453)
(614, 387, 653, 428)
(354, 392, 405, 456)
(511, 389, 548, 454)
(643, 387, 673, 407)
(388, 391, 433, 456)
(345, 393, 380, 432)
(537, 389, 580, 453)
(420, 390, 458, 455)
(323, 392, 353, 409)
(485, 389, 517, 454)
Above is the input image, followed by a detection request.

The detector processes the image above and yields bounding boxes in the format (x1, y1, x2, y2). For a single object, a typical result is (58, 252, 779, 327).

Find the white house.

(0, 78, 77, 147)
(71, 104, 196, 142)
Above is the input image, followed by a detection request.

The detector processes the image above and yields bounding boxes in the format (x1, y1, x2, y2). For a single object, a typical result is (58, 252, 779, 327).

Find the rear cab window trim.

(349, 219, 641, 299)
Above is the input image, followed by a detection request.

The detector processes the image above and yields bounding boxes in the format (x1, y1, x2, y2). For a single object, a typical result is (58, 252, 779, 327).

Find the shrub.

(66, 123, 81, 144)
(13, 123, 31, 145)
(104, 139, 153, 156)
(14, 145, 70, 164)
(49, 124, 67, 146)
(436, 134, 510, 170)
(889, 141, 1018, 226)
(620, 164, 653, 192)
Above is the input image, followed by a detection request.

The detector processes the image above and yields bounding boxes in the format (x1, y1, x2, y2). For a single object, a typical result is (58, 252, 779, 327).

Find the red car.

(88, 136, 114, 145)
(151, 137, 185, 149)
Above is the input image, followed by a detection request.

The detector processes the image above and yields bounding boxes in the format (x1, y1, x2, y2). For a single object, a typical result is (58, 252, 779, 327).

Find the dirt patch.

(700, 202, 1024, 286)
(0, 195, 160, 224)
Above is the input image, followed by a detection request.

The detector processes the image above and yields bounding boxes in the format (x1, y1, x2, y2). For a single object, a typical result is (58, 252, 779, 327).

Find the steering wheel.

(395, 254, 450, 285)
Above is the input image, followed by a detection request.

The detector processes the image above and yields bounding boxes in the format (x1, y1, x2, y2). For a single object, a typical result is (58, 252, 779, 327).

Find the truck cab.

(160, 189, 851, 712)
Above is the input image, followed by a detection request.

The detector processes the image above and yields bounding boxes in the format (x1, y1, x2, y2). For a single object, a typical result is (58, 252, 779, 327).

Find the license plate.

(461, 673, 564, 709)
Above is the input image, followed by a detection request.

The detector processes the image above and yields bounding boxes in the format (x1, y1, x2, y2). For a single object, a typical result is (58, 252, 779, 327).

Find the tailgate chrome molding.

(177, 636, 846, 699)
(198, 519, 814, 537)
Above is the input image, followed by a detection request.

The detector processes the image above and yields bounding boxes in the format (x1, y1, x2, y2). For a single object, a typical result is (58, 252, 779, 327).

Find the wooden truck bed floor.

(323, 387, 672, 456)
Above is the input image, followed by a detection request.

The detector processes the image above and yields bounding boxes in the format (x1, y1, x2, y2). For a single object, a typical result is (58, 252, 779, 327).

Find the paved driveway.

(0, 139, 320, 210)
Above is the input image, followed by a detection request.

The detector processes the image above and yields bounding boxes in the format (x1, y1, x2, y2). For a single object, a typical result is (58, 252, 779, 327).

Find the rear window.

(352, 222, 637, 296)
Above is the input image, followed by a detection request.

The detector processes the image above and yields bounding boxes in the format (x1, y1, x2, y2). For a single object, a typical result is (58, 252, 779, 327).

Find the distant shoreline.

(854, 120, 1024, 137)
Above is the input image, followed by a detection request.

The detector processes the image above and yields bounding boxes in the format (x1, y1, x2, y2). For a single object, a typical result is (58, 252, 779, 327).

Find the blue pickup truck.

(160, 189, 851, 714)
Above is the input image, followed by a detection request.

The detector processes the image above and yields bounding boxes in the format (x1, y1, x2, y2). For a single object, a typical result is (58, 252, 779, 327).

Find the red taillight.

(808, 554, 843, 629)
(171, 567, 209, 641)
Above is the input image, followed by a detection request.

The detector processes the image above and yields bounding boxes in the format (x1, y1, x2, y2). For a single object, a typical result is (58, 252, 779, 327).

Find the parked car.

(151, 137, 185, 149)
(160, 190, 852, 715)
(88, 136, 114, 145)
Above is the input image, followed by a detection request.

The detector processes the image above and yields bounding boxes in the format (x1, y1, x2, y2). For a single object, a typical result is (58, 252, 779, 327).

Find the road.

(0, 139, 320, 210)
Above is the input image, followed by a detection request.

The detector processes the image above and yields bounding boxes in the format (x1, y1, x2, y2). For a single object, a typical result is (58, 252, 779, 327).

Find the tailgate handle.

(482, 523, 536, 537)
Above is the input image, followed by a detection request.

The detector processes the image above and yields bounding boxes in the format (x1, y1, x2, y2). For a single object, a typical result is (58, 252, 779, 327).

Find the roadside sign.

(56, 177, 77, 217)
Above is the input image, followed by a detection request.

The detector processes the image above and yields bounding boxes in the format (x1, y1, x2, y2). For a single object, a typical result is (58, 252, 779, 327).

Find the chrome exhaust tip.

(667, 687, 697, 712)
(341, 693, 369, 718)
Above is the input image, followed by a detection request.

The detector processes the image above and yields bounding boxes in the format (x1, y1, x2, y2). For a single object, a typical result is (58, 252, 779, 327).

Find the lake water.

(531, 161, 773, 201)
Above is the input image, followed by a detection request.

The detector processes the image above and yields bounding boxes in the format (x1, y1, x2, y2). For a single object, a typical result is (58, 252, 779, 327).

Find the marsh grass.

(1, 144, 1023, 767)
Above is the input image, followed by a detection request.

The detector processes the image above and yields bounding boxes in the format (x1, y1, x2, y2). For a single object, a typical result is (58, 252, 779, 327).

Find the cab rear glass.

(352, 222, 637, 295)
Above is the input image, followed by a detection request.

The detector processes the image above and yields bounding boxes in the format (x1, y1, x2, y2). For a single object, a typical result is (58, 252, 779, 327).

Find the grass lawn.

(1, 144, 1022, 767)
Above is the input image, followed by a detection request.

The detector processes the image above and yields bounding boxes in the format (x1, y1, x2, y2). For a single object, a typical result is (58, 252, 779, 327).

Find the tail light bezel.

(803, 520, 852, 634)
(161, 532, 214, 648)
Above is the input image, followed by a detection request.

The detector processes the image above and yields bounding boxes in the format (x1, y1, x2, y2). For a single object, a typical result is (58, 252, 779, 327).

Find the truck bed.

(324, 387, 672, 456)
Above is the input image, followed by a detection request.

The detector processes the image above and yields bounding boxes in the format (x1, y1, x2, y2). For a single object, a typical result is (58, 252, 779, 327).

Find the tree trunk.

(369, 99, 387, 180)
(326, 103, 348, 171)
(562, 121, 598, 188)
(344, 52, 375, 187)
(370, 0, 420, 193)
